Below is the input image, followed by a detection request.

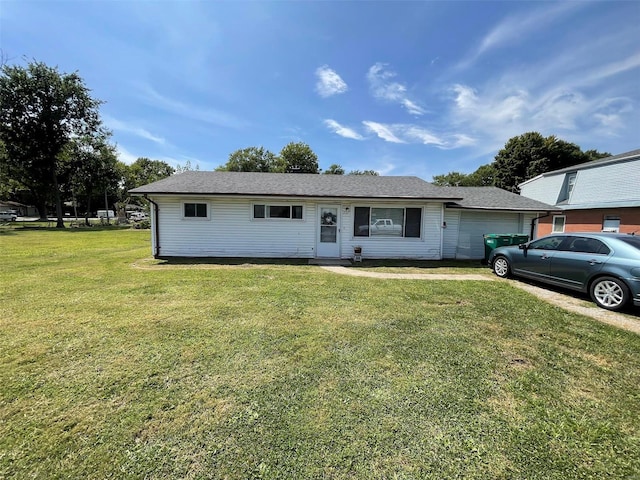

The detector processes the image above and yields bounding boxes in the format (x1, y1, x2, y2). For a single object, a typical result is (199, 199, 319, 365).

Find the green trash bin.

(483, 234, 529, 263)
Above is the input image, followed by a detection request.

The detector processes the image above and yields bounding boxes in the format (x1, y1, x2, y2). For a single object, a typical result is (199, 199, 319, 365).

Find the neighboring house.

(519, 149, 640, 237)
(129, 172, 555, 260)
(0, 201, 38, 217)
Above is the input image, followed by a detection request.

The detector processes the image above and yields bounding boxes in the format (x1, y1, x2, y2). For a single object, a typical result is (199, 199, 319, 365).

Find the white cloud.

(362, 121, 406, 144)
(116, 144, 139, 165)
(139, 84, 246, 129)
(457, 2, 585, 70)
(315, 65, 348, 97)
(323, 119, 364, 140)
(367, 63, 425, 115)
(104, 116, 166, 144)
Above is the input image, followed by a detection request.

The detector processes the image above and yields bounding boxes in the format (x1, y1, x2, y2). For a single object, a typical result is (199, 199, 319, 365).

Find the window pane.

(269, 205, 290, 218)
(292, 205, 303, 219)
(370, 208, 403, 236)
(195, 204, 207, 217)
(552, 216, 565, 233)
(405, 208, 421, 238)
(185, 203, 195, 217)
(254, 204, 265, 218)
(530, 236, 564, 250)
(602, 217, 620, 232)
(354, 207, 370, 237)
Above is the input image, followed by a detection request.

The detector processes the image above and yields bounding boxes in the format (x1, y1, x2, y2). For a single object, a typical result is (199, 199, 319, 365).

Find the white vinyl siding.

(442, 210, 461, 259)
(148, 196, 444, 259)
(568, 160, 640, 205)
(153, 196, 316, 258)
(519, 175, 565, 204)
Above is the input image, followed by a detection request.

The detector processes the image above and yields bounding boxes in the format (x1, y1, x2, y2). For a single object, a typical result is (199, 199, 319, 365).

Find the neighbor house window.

(184, 202, 207, 218)
(602, 216, 620, 233)
(552, 215, 565, 233)
(558, 172, 577, 202)
(253, 204, 303, 220)
(353, 207, 421, 238)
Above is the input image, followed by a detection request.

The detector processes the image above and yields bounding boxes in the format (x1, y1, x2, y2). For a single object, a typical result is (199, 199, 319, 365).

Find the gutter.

(144, 195, 160, 258)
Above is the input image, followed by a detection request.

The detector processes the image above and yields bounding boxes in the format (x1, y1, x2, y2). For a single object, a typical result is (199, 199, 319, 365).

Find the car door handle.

(588, 259, 603, 265)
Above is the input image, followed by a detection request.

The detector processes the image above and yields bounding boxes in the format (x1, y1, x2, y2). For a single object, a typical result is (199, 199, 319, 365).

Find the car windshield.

(619, 236, 640, 251)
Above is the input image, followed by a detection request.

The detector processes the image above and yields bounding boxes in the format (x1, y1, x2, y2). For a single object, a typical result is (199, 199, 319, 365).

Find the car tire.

(590, 276, 629, 311)
(492, 256, 511, 278)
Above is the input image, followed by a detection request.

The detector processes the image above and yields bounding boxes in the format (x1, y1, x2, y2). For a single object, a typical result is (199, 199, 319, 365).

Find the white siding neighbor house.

(519, 149, 640, 237)
(130, 172, 555, 260)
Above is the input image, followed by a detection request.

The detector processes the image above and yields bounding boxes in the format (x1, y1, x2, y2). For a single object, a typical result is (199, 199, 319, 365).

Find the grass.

(1, 228, 639, 479)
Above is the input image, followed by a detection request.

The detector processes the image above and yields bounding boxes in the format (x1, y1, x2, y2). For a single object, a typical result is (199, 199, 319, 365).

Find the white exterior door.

(316, 205, 340, 258)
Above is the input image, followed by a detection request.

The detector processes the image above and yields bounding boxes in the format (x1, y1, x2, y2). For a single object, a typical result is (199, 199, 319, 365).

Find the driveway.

(321, 266, 640, 335)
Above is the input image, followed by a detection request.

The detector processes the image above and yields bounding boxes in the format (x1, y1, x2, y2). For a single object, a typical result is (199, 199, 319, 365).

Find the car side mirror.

(519, 243, 528, 250)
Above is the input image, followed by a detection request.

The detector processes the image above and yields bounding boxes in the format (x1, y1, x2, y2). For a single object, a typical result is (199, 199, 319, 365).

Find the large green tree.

(493, 133, 607, 192)
(0, 61, 103, 226)
(216, 146, 276, 172)
(431, 133, 610, 192)
(275, 142, 319, 173)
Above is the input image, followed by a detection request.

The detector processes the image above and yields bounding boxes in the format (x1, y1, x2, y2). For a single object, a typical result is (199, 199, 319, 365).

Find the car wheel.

(492, 256, 511, 278)
(590, 276, 629, 311)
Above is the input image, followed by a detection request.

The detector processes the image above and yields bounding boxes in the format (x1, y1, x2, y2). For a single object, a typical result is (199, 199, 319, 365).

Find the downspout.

(144, 195, 160, 258)
(530, 211, 553, 240)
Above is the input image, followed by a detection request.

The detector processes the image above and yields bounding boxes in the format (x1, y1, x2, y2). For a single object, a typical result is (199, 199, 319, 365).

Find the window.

(253, 204, 303, 220)
(184, 202, 207, 218)
(529, 236, 565, 250)
(567, 237, 610, 255)
(353, 207, 421, 238)
(552, 215, 565, 233)
(558, 173, 577, 202)
(602, 216, 620, 233)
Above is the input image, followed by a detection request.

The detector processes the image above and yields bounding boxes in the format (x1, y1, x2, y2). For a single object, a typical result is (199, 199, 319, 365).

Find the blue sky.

(2, 1, 639, 180)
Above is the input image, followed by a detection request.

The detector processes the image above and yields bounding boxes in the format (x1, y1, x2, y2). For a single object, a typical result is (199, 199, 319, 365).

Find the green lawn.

(1, 228, 639, 479)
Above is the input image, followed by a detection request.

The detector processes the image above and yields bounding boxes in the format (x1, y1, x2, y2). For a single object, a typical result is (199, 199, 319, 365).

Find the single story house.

(519, 149, 640, 237)
(130, 172, 555, 260)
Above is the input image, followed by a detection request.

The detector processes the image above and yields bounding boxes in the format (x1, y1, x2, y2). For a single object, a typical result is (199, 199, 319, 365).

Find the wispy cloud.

(315, 65, 348, 97)
(363, 121, 406, 144)
(367, 63, 425, 115)
(139, 84, 246, 129)
(457, 3, 585, 71)
(104, 115, 166, 144)
(361, 121, 472, 149)
(324, 119, 364, 140)
(115, 144, 139, 165)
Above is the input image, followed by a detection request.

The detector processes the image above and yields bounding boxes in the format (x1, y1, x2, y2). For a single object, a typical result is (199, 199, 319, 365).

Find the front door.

(316, 205, 340, 258)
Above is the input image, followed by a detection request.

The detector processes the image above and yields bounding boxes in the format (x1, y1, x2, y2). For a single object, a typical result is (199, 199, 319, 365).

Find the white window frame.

(602, 216, 620, 233)
(252, 203, 304, 221)
(552, 215, 566, 233)
(182, 201, 210, 220)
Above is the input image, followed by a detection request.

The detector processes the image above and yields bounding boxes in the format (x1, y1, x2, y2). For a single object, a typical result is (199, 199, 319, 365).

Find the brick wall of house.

(537, 207, 640, 237)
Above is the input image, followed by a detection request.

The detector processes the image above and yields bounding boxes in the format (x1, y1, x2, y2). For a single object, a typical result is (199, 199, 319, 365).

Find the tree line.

(431, 132, 610, 192)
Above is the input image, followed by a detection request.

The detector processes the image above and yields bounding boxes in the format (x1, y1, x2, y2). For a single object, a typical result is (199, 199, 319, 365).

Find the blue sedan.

(488, 233, 640, 311)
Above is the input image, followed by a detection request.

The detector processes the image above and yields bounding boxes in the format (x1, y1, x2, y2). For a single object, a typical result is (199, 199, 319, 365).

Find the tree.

(347, 170, 379, 176)
(432, 171, 471, 186)
(323, 164, 345, 175)
(0, 61, 103, 226)
(275, 142, 319, 173)
(122, 157, 175, 193)
(65, 134, 119, 225)
(175, 160, 200, 173)
(216, 146, 276, 172)
(492, 132, 607, 192)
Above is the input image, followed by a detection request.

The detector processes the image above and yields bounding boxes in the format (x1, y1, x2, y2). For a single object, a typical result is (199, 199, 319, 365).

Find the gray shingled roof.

(130, 171, 556, 211)
(129, 171, 463, 200)
(443, 186, 557, 211)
